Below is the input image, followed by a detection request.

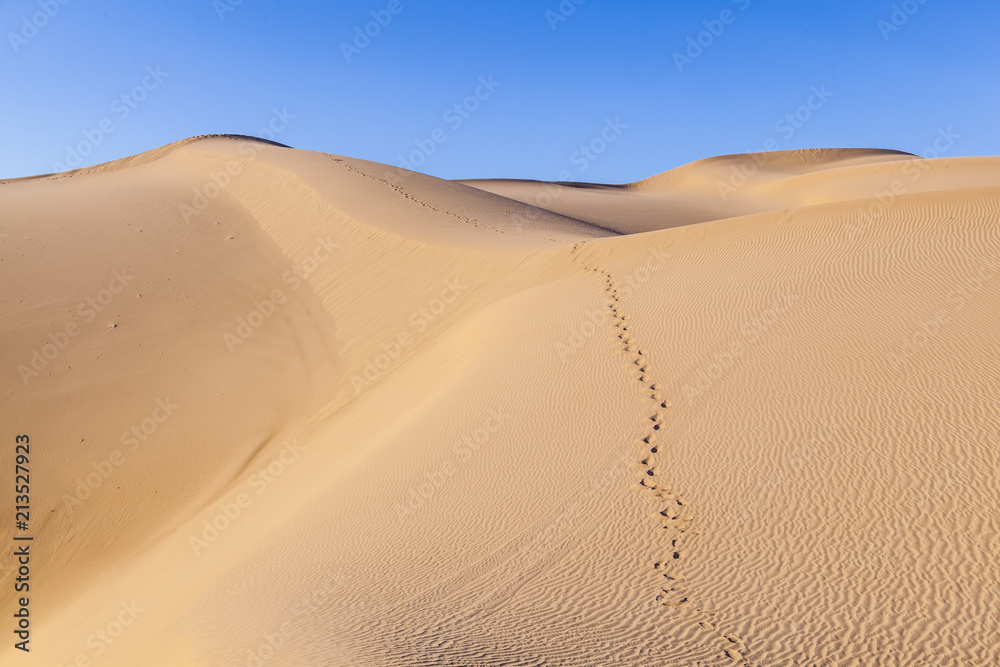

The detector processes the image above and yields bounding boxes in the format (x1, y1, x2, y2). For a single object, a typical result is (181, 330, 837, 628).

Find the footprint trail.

(571, 241, 749, 664)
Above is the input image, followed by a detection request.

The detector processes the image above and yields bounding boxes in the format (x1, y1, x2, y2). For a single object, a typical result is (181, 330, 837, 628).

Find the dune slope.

(1, 138, 999, 666)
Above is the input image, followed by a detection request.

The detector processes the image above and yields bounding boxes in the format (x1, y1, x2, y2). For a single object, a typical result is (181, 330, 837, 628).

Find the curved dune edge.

(0, 134, 292, 184)
(1, 139, 999, 666)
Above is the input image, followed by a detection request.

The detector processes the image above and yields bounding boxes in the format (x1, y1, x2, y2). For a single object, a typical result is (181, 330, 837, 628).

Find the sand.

(1, 136, 998, 666)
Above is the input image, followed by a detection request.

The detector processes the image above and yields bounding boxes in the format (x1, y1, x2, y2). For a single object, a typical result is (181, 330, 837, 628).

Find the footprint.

(583, 261, 699, 621)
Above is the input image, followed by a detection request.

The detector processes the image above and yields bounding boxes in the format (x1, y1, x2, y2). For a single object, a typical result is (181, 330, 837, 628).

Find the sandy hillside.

(1, 136, 998, 666)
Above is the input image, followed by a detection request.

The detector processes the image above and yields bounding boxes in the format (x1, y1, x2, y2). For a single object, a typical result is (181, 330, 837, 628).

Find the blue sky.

(1, 0, 997, 182)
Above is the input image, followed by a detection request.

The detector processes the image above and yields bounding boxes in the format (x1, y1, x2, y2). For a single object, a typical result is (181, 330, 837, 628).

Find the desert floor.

(2, 137, 998, 665)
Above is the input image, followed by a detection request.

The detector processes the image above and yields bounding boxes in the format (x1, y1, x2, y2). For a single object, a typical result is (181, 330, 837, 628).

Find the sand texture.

(2, 137, 999, 666)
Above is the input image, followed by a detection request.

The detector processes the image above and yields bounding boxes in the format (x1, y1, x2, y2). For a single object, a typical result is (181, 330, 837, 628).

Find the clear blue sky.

(1, 0, 997, 182)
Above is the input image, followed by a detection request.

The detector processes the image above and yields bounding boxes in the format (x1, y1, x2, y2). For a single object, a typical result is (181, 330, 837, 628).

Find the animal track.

(331, 158, 534, 237)
(573, 255, 747, 664)
(587, 265, 692, 575)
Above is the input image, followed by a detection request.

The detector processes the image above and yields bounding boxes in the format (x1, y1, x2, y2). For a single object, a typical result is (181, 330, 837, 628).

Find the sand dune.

(2, 136, 998, 665)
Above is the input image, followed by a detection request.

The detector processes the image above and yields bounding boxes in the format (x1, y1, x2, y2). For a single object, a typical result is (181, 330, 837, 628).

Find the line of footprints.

(330, 157, 550, 238)
(593, 266, 747, 664)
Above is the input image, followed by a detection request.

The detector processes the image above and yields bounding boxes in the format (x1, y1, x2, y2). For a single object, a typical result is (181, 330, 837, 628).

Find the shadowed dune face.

(0, 146, 346, 609)
(2, 137, 999, 666)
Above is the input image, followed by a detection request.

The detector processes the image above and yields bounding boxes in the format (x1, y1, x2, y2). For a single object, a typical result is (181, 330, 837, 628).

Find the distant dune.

(2, 136, 999, 665)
